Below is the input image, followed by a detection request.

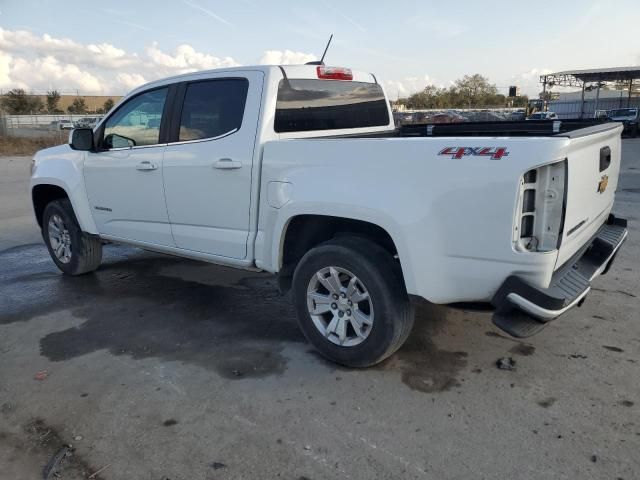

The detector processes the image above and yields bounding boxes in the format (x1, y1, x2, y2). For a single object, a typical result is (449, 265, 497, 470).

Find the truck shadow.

(1, 244, 475, 388)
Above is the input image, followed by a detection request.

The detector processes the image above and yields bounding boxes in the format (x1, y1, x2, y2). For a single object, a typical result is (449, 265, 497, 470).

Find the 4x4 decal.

(438, 147, 509, 160)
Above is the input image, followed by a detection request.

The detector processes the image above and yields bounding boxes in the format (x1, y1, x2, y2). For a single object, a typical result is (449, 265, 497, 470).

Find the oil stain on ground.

(376, 304, 468, 393)
(537, 397, 556, 408)
(602, 345, 625, 353)
(509, 343, 536, 356)
(0, 244, 302, 379)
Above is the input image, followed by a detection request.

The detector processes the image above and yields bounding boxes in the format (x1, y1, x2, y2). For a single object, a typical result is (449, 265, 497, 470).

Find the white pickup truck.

(30, 64, 628, 367)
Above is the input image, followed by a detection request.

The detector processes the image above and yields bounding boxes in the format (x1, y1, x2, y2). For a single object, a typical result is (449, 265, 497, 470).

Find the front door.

(163, 72, 262, 259)
(84, 86, 174, 246)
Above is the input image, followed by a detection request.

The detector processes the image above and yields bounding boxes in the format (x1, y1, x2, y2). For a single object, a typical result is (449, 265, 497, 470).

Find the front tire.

(42, 199, 102, 275)
(292, 237, 414, 367)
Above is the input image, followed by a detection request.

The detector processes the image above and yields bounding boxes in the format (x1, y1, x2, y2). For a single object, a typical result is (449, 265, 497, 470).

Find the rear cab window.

(274, 78, 389, 133)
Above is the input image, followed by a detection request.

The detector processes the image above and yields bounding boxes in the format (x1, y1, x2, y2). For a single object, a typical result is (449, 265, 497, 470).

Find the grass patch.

(0, 135, 66, 156)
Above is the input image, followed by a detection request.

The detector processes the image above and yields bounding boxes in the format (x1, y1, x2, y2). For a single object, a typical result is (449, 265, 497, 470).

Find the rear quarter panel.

(257, 137, 568, 303)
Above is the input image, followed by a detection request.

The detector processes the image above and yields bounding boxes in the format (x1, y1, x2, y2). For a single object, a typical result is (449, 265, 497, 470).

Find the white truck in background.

(30, 64, 628, 367)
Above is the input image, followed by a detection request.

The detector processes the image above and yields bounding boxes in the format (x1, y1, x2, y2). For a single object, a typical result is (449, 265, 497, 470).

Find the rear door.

(556, 123, 622, 266)
(162, 71, 263, 259)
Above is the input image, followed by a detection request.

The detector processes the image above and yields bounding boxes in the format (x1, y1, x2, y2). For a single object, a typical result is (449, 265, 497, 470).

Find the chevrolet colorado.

(30, 64, 628, 367)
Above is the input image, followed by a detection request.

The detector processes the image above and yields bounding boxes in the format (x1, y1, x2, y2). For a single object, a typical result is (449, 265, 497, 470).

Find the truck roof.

(129, 64, 378, 97)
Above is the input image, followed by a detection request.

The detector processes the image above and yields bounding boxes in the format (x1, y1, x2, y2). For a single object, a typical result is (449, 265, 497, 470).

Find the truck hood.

(34, 144, 76, 161)
(32, 144, 86, 178)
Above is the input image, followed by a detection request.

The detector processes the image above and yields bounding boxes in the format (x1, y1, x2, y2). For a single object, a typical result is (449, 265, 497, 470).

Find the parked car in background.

(49, 119, 74, 130)
(607, 108, 639, 137)
(508, 111, 527, 121)
(594, 109, 609, 120)
(526, 111, 558, 120)
(465, 111, 505, 122)
(427, 112, 467, 123)
(74, 117, 103, 128)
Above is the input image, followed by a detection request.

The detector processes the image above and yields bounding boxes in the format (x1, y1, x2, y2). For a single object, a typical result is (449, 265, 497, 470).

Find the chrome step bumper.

(491, 215, 628, 338)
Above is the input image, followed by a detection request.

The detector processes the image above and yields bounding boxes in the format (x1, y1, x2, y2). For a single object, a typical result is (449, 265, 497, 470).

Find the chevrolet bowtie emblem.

(597, 174, 609, 194)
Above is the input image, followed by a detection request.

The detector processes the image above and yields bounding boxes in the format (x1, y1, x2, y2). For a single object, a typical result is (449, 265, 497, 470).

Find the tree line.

(0, 89, 115, 115)
(397, 74, 529, 109)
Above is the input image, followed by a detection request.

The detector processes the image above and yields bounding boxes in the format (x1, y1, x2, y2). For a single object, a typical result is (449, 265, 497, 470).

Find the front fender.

(30, 145, 97, 234)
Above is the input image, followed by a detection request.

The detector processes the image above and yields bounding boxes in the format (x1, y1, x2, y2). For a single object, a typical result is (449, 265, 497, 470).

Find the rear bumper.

(491, 214, 628, 337)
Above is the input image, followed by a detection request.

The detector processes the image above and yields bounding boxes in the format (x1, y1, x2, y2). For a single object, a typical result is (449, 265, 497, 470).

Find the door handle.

(213, 158, 242, 170)
(136, 161, 158, 171)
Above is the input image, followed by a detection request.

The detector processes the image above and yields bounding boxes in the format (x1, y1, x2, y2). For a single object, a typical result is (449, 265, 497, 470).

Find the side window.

(102, 88, 168, 149)
(178, 79, 248, 142)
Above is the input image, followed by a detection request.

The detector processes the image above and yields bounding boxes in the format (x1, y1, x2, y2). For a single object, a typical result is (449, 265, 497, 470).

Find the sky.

(1, 0, 639, 99)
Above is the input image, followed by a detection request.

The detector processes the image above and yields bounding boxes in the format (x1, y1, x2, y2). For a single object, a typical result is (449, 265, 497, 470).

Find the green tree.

(0, 89, 43, 114)
(510, 95, 529, 107)
(398, 74, 520, 109)
(406, 85, 449, 109)
(102, 98, 115, 113)
(46, 90, 62, 113)
(452, 74, 499, 108)
(67, 97, 88, 114)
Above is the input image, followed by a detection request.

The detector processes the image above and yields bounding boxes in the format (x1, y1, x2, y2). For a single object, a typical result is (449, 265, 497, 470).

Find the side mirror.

(70, 128, 94, 151)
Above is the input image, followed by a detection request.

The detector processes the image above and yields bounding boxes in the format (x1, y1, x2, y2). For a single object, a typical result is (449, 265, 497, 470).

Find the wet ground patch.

(376, 304, 468, 393)
(1, 244, 302, 379)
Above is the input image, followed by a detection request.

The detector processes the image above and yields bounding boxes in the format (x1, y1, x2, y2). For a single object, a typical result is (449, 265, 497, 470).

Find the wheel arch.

(276, 213, 411, 294)
(32, 184, 69, 228)
(30, 179, 98, 234)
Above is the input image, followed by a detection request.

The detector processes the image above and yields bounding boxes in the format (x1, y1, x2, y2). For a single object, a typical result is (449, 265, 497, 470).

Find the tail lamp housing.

(513, 160, 567, 252)
(316, 66, 353, 81)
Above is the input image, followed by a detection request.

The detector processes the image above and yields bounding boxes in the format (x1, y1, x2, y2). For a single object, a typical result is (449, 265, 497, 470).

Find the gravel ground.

(0, 141, 638, 480)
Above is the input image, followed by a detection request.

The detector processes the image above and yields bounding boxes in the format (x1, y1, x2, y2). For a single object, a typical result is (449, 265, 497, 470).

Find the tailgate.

(556, 123, 623, 267)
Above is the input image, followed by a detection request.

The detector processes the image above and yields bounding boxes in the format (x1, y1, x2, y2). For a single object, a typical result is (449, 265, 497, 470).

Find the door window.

(178, 79, 249, 142)
(102, 88, 168, 149)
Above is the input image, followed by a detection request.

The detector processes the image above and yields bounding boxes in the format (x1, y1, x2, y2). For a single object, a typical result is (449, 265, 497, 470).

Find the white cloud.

(0, 28, 137, 69)
(0, 27, 319, 96)
(6, 55, 102, 93)
(115, 73, 147, 91)
(145, 42, 239, 74)
(508, 68, 554, 97)
(0, 27, 244, 94)
(259, 49, 317, 65)
(0, 51, 11, 86)
(383, 74, 433, 99)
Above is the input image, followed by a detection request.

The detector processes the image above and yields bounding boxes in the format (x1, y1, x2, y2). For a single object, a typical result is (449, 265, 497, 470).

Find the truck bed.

(327, 119, 613, 139)
(399, 119, 610, 137)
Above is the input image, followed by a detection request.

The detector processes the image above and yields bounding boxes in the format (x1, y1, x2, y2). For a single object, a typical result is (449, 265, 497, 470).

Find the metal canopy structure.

(539, 66, 640, 117)
(540, 66, 640, 86)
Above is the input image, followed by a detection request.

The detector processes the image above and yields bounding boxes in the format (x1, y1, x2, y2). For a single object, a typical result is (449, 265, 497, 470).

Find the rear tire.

(292, 236, 414, 367)
(42, 199, 102, 275)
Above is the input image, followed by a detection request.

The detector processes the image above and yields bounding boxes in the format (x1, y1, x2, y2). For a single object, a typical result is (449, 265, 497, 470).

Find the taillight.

(513, 160, 567, 252)
(316, 66, 353, 80)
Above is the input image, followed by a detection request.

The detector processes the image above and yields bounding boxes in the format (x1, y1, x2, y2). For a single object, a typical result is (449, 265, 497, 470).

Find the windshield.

(609, 109, 637, 117)
(529, 113, 543, 119)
